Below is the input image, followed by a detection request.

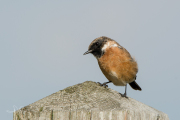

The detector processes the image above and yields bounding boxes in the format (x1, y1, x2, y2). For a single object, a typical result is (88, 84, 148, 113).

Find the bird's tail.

(129, 81, 142, 91)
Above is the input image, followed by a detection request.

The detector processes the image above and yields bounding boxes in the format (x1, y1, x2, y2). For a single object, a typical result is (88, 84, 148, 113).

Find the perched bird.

(83, 36, 141, 97)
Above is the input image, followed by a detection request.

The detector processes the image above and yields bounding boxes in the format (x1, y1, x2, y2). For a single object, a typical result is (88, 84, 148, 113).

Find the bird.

(83, 36, 142, 97)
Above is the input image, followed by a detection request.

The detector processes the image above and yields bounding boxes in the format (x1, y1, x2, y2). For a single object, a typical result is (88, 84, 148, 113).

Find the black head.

(83, 36, 112, 58)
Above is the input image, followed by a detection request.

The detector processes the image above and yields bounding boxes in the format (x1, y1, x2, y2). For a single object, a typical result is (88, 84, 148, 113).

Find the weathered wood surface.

(14, 81, 169, 120)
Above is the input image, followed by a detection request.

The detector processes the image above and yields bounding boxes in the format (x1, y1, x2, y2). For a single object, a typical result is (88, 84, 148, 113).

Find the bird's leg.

(97, 81, 112, 88)
(121, 84, 128, 98)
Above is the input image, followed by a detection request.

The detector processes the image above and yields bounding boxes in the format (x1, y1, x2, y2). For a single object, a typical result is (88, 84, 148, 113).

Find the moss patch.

(16, 113, 21, 120)
(39, 107, 43, 112)
(50, 110, 53, 120)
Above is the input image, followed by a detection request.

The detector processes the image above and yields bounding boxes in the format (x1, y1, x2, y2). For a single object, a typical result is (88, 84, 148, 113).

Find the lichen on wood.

(13, 81, 169, 120)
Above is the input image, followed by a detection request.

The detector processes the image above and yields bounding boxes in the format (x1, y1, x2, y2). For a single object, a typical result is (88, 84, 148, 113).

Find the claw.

(119, 93, 128, 98)
(97, 82, 103, 86)
(97, 82, 108, 88)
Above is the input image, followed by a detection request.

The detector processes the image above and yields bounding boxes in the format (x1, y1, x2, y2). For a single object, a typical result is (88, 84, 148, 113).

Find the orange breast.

(98, 47, 138, 85)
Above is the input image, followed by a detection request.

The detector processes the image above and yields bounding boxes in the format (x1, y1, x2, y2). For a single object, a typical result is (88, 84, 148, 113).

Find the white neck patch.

(101, 41, 118, 51)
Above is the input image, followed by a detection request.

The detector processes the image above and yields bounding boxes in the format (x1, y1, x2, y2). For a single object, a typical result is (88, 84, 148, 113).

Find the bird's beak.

(83, 50, 93, 55)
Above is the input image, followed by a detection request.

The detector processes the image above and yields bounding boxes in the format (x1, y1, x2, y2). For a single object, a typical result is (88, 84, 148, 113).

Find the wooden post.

(13, 81, 169, 120)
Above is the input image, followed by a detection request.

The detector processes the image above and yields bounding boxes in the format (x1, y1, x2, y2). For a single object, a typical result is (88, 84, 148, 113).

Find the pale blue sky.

(1, 1, 180, 119)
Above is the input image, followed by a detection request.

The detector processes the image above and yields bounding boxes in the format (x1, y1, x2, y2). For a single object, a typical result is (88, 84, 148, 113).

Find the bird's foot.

(97, 82, 108, 88)
(119, 93, 128, 98)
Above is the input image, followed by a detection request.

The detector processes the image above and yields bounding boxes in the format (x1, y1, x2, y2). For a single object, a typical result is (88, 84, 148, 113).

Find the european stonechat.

(84, 36, 141, 97)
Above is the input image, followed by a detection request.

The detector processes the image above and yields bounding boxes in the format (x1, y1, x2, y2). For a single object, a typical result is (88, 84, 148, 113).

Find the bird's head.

(83, 36, 118, 58)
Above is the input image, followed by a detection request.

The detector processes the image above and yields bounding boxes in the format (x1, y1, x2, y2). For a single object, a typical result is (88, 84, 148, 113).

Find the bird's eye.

(96, 42, 99, 46)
